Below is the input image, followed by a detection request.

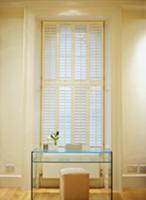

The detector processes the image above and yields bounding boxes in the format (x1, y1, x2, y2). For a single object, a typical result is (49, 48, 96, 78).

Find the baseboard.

(122, 174, 146, 188)
(0, 174, 22, 187)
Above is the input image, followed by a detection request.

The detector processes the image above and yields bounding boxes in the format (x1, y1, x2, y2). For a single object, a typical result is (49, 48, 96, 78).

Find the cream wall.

(22, 2, 123, 191)
(0, 0, 146, 191)
(0, 8, 24, 186)
(122, 10, 146, 187)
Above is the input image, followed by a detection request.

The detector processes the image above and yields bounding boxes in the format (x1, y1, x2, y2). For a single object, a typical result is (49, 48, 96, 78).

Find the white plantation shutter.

(90, 24, 103, 80)
(60, 25, 72, 80)
(42, 86, 57, 143)
(75, 25, 87, 80)
(90, 86, 103, 147)
(73, 87, 87, 144)
(44, 24, 57, 80)
(59, 87, 71, 145)
(42, 22, 104, 148)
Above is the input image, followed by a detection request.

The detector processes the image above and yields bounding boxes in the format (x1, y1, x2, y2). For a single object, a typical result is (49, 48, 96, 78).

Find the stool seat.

(61, 167, 88, 175)
(60, 167, 89, 200)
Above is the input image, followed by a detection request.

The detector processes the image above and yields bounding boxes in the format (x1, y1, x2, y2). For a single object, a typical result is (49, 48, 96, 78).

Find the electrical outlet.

(5, 164, 15, 173)
(127, 165, 138, 173)
(139, 165, 146, 173)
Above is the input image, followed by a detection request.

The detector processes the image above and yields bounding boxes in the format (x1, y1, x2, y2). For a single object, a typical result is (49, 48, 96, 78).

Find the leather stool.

(60, 167, 89, 200)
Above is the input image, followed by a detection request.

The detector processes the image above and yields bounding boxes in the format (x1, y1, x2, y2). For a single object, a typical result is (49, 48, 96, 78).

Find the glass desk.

(31, 149, 112, 200)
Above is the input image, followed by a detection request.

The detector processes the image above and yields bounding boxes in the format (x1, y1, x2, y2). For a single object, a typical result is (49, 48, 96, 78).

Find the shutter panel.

(44, 24, 57, 80)
(42, 22, 104, 149)
(90, 24, 103, 80)
(75, 25, 87, 80)
(90, 86, 103, 147)
(42, 86, 57, 143)
(73, 86, 87, 144)
(59, 87, 71, 145)
(60, 25, 72, 80)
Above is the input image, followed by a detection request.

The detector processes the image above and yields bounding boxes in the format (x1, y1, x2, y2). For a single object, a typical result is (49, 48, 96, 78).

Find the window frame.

(40, 21, 105, 149)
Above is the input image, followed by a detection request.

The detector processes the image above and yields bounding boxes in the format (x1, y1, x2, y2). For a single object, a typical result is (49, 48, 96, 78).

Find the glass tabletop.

(32, 149, 112, 154)
(32, 148, 112, 163)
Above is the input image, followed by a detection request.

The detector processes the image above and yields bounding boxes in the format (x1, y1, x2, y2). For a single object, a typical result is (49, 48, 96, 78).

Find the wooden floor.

(121, 188, 146, 200)
(0, 188, 146, 200)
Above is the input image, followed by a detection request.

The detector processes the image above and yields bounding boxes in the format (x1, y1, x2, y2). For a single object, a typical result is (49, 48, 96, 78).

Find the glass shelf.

(31, 149, 112, 200)
(32, 149, 112, 154)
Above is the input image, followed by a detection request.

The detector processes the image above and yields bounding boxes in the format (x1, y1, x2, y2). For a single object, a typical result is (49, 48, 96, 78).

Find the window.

(41, 22, 105, 149)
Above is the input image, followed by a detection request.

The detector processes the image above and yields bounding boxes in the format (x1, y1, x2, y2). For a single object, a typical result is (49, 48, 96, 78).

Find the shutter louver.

(90, 86, 103, 147)
(60, 25, 72, 80)
(44, 24, 57, 80)
(42, 86, 57, 143)
(75, 25, 87, 80)
(59, 87, 71, 145)
(90, 24, 103, 80)
(73, 87, 87, 144)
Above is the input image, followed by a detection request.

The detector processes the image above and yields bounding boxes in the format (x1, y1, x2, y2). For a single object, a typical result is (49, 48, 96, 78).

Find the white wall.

(122, 10, 146, 187)
(0, 8, 24, 186)
(23, 2, 123, 191)
(0, 0, 146, 191)
(0, 3, 122, 190)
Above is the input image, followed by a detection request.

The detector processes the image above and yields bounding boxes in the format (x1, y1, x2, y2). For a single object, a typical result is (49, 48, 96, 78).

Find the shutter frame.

(42, 22, 104, 149)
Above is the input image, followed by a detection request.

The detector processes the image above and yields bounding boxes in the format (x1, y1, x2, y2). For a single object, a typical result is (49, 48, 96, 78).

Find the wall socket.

(5, 164, 15, 173)
(127, 164, 146, 174)
(139, 165, 146, 173)
(127, 165, 138, 173)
